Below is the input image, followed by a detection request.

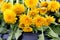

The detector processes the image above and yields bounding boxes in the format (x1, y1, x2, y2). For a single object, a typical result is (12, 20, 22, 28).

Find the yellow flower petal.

(24, 0, 38, 8)
(1, 2, 12, 12)
(48, 1, 60, 12)
(3, 9, 17, 24)
(23, 27, 32, 32)
(19, 15, 32, 26)
(12, 3, 25, 16)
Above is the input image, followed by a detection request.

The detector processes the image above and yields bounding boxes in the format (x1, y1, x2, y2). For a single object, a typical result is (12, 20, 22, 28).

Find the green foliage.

(50, 24, 60, 35)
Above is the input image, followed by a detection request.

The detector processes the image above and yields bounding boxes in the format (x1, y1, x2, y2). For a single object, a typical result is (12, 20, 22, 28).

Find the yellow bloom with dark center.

(38, 7, 47, 15)
(28, 9, 39, 18)
(23, 27, 32, 32)
(19, 15, 32, 26)
(18, 23, 25, 29)
(12, 3, 25, 16)
(18, 23, 31, 30)
(33, 15, 46, 28)
(1, 2, 12, 12)
(45, 16, 55, 26)
(3, 9, 17, 24)
(48, 1, 60, 12)
(40, 1, 48, 7)
(24, 0, 38, 8)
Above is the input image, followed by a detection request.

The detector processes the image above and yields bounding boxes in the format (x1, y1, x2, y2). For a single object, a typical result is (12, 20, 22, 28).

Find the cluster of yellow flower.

(19, 15, 55, 32)
(0, 0, 60, 32)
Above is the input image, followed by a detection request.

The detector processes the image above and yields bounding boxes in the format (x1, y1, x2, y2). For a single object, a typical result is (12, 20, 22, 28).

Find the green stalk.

(8, 24, 18, 40)
(11, 24, 18, 40)
(22, 0, 24, 4)
(16, 0, 19, 3)
(41, 27, 45, 40)
(5, 0, 8, 2)
(9, 0, 13, 4)
(11, 26, 18, 40)
(38, 27, 45, 40)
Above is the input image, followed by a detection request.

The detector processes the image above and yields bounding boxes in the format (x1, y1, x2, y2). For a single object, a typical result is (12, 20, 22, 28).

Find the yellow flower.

(40, 1, 48, 7)
(19, 15, 32, 26)
(28, 9, 39, 18)
(48, 1, 60, 12)
(12, 3, 25, 16)
(24, 0, 38, 8)
(38, 7, 47, 15)
(3, 9, 17, 24)
(19, 23, 25, 29)
(33, 15, 46, 28)
(45, 16, 55, 26)
(23, 27, 32, 32)
(19, 23, 31, 29)
(0, 0, 3, 3)
(1, 2, 12, 12)
(58, 18, 60, 23)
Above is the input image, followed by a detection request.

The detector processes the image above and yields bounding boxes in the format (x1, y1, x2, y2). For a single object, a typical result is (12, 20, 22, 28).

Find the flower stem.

(27, 8, 30, 14)
(41, 27, 45, 40)
(10, 24, 18, 40)
(9, 0, 13, 4)
(16, 0, 19, 3)
(22, 0, 24, 4)
(5, 0, 8, 2)
(46, 0, 50, 2)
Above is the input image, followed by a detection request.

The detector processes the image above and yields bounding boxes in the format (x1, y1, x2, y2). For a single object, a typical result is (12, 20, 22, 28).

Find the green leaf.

(7, 32, 13, 40)
(51, 38, 60, 40)
(0, 27, 4, 33)
(38, 34, 45, 40)
(47, 27, 59, 38)
(37, 26, 48, 31)
(0, 13, 3, 19)
(55, 12, 60, 17)
(1, 28, 8, 34)
(50, 24, 60, 35)
(38, 27, 45, 40)
(0, 38, 2, 40)
(15, 29, 22, 40)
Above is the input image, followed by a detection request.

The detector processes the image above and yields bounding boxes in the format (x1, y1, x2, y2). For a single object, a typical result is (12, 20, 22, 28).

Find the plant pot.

(2, 34, 9, 40)
(21, 32, 52, 40)
(22, 32, 38, 40)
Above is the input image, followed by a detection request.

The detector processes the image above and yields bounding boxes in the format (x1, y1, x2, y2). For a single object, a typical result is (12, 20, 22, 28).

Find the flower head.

(1, 2, 12, 12)
(33, 15, 46, 28)
(19, 15, 32, 26)
(19, 22, 32, 32)
(0, 0, 3, 3)
(58, 18, 60, 23)
(45, 16, 55, 26)
(38, 7, 47, 15)
(12, 3, 25, 16)
(3, 9, 17, 24)
(19, 23, 26, 29)
(28, 9, 39, 18)
(48, 1, 60, 12)
(24, 0, 38, 8)
(40, 1, 48, 7)
(23, 27, 33, 32)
